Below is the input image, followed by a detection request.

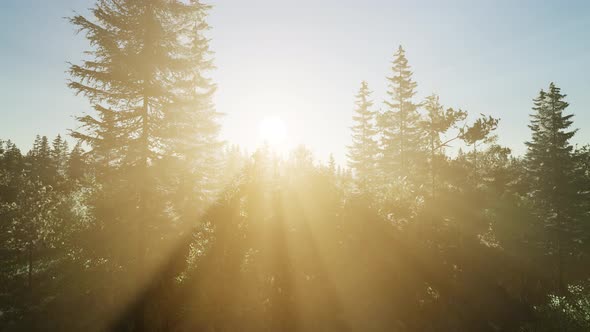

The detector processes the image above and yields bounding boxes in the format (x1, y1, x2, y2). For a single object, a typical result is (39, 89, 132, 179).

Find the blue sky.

(1, 0, 590, 163)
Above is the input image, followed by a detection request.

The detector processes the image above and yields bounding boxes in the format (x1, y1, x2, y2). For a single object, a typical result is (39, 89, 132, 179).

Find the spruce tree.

(67, 142, 86, 182)
(159, 18, 222, 221)
(29, 136, 55, 184)
(379, 45, 421, 179)
(1, 140, 23, 175)
(71, 106, 120, 178)
(2, 176, 60, 291)
(51, 134, 69, 179)
(68, 1, 218, 328)
(525, 82, 578, 292)
(347, 81, 379, 191)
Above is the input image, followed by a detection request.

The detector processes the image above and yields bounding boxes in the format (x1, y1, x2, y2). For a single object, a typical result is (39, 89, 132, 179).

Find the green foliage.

(522, 282, 590, 332)
(524, 83, 580, 292)
(525, 83, 578, 217)
(461, 115, 500, 147)
(2, 177, 61, 253)
(1, 3, 590, 331)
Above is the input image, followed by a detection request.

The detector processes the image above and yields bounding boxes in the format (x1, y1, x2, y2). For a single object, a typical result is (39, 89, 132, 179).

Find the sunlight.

(4, 1, 590, 330)
(258, 115, 287, 150)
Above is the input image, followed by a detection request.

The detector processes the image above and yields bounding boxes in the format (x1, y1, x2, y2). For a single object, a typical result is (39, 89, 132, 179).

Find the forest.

(1, 1, 590, 332)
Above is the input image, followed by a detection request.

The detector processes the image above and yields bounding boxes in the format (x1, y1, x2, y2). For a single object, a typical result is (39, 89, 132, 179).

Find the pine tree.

(71, 106, 120, 179)
(68, 1, 218, 328)
(328, 153, 336, 176)
(51, 134, 69, 179)
(379, 45, 422, 179)
(67, 142, 86, 182)
(348, 81, 379, 191)
(461, 114, 499, 182)
(29, 135, 54, 184)
(420, 94, 466, 199)
(1, 140, 23, 174)
(525, 83, 578, 292)
(159, 17, 222, 221)
(2, 176, 61, 292)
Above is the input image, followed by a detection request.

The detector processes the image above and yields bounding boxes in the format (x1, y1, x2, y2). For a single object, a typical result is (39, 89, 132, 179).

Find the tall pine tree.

(29, 136, 54, 185)
(525, 82, 578, 292)
(347, 81, 379, 191)
(51, 134, 69, 180)
(378, 45, 421, 179)
(159, 17, 222, 222)
(68, 1, 219, 329)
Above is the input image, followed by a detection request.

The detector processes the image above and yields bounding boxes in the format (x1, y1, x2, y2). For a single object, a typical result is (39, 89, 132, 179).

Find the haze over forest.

(1, 1, 590, 331)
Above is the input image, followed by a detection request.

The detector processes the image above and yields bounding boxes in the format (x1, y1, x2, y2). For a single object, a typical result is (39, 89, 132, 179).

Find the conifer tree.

(2, 176, 60, 291)
(160, 17, 222, 221)
(29, 136, 54, 184)
(51, 134, 69, 179)
(461, 114, 499, 181)
(328, 153, 336, 176)
(68, 1, 215, 226)
(71, 106, 120, 179)
(420, 94, 466, 199)
(348, 81, 379, 191)
(573, 145, 590, 217)
(68, 1, 218, 328)
(378, 46, 421, 178)
(0, 140, 23, 174)
(525, 83, 578, 292)
(67, 142, 86, 182)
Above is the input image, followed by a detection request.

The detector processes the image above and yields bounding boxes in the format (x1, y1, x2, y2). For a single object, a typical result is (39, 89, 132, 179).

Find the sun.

(258, 116, 287, 149)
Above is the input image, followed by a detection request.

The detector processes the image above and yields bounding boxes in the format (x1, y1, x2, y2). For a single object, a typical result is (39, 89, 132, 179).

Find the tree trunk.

(473, 143, 477, 186)
(135, 4, 154, 329)
(557, 236, 564, 294)
(431, 134, 436, 200)
(134, 93, 150, 332)
(27, 245, 33, 290)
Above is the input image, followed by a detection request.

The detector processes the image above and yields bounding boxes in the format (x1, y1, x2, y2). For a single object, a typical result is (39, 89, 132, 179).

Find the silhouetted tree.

(67, 142, 86, 182)
(420, 94, 466, 199)
(525, 83, 578, 292)
(461, 114, 499, 183)
(51, 134, 69, 180)
(378, 45, 421, 179)
(348, 81, 379, 192)
(68, 0, 218, 329)
(29, 135, 54, 184)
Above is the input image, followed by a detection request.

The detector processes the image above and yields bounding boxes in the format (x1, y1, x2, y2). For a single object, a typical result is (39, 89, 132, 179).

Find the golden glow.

(258, 115, 287, 150)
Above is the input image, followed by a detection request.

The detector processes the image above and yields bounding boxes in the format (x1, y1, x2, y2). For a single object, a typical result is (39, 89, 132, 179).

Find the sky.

(1, 0, 590, 164)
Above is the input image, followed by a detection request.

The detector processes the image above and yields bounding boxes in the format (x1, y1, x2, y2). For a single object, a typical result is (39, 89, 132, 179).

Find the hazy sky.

(1, 0, 590, 164)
